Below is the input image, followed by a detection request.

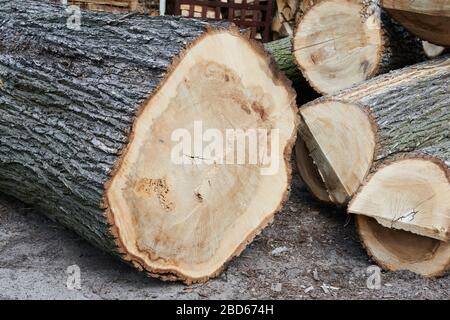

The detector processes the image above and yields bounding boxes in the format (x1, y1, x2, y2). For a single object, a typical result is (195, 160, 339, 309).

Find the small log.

(0, 0, 298, 283)
(350, 141, 450, 276)
(381, 0, 450, 47)
(296, 56, 450, 205)
(293, 0, 426, 95)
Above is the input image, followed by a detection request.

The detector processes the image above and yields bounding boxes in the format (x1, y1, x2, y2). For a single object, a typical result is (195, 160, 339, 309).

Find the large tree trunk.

(381, 0, 450, 47)
(349, 141, 450, 277)
(0, 0, 298, 283)
(292, 0, 426, 95)
(296, 56, 450, 205)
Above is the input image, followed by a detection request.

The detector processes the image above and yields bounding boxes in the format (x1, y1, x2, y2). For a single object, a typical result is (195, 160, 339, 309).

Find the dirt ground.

(0, 171, 448, 300)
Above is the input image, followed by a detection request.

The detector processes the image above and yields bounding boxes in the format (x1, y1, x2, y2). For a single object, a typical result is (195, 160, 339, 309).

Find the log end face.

(351, 158, 450, 277)
(295, 138, 332, 203)
(298, 100, 376, 205)
(293, 0, 383, 95)
(349, 159, 450, 241)
(105, 30, 298, 283)
(355, 215, 450, 277)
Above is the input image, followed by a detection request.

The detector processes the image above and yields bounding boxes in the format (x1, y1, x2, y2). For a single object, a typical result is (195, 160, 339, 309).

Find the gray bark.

(298, 56, 450, 205)
(333, 55, 450, 167)
(0, 0, 228, 257)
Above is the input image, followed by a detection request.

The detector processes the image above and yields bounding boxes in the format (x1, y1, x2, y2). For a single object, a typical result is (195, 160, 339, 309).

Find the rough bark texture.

(413, 141, 450, 165)
(375, 7, 427, 75)
(264, 37, 318, 102)
(298, 56, 450, 204)
(0, 0, 228, 257)
(334, 56, 450, 168)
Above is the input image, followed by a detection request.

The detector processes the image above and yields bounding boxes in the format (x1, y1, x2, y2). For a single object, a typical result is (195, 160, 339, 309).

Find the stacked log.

(0, 0, 298, 283)
(296, 56, 450, 276)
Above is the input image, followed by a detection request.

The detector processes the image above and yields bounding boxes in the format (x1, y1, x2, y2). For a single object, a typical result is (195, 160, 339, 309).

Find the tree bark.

(296, 56, 450, 204)
(0, 0, 298, 283)
(293, 0, 426, 95)
(296, 55, 450, 277)
(265, 37, 301, 85)
(264, 37, 319, 102)
(381, 0, 450, 47)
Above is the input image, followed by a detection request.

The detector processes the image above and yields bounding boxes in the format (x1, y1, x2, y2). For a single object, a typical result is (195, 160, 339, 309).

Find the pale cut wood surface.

(293, 0, 426, 95)
(297, 56, 450, 205)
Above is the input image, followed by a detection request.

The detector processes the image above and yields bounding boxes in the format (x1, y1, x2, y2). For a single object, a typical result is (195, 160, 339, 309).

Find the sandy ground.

(0, 172, 448, 300)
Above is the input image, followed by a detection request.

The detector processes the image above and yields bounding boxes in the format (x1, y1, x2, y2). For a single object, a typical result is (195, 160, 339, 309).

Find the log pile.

(296, 58, 450, 276)
(0, 0, 448, 282)
(267, 0, 450, 277)
(0, 0, 298, 283)
(289, 1, 450, 276)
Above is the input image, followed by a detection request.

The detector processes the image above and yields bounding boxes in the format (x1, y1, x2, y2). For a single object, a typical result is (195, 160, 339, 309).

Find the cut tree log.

(293, 0, 427, 95)
(265, 37, 304, 87)
(381, 0, 450, 47)
(296, 56, 450, 205)
(264, 37, 319, 102)
(0, 0, 298, 283)
(355, 215, 450, 277)
(349, 141, 450, 276)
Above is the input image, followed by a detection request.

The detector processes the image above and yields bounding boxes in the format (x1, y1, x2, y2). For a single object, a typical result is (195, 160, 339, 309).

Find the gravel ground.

(0, 172, 448, 300)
